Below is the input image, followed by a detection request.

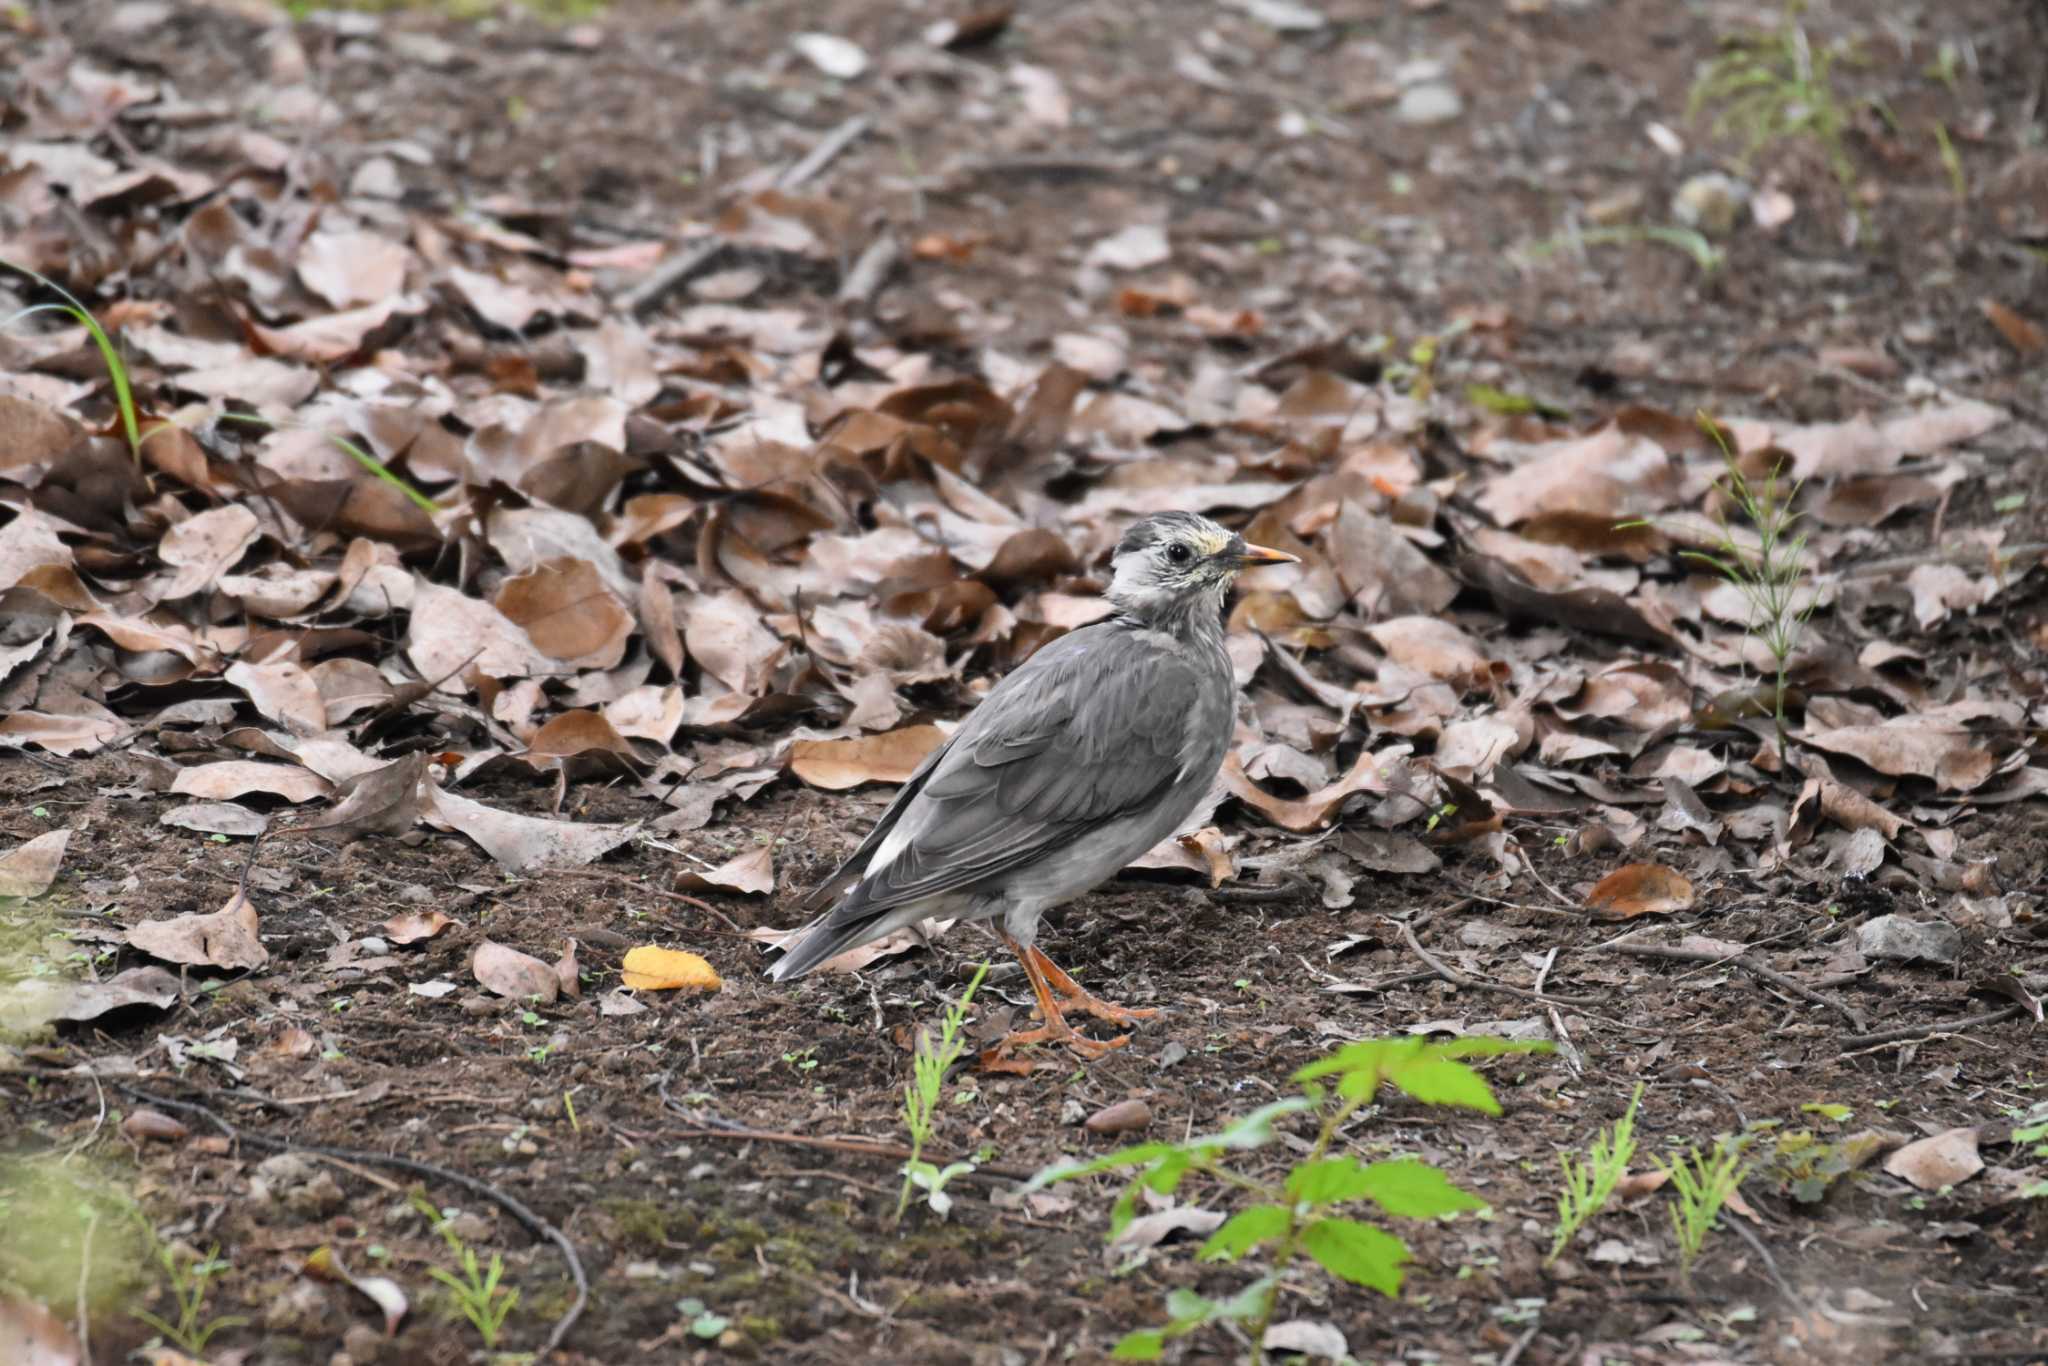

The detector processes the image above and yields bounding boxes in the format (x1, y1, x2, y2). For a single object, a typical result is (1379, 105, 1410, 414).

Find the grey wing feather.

(825, 625, 1201, 922)
(793, 733, 954, 915)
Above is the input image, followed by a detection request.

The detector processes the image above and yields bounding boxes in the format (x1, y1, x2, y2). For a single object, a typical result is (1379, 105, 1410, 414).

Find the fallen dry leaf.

(472, 939, 559, 1002)
(127, 887, 269, 970)
(0, 828, 70, 898)
(1224, 750, 1389, 832)
(54, 965, 182, 1022)
(1584, 864, 1696, 918)
(1981, 298, 2046, 355)
(1883, 1127, 1982, 1191)
(423, 783, 638, 874)
(383, 910, 452, 945)
(788, 725, 947, 790)
(677, 845, 774, 896)
(1801, 721, 1997, 793)
(620, 945, 722, 992)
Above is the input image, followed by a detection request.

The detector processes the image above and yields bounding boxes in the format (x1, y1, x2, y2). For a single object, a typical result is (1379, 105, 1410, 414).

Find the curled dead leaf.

(0, 828, 70, 898)
(472, 939, 559, 1002)
(677, 844, 774, 896)
(1584, 864, 1696, 919)
(127, 887, 269, 970)
(788, 725, 946, 790)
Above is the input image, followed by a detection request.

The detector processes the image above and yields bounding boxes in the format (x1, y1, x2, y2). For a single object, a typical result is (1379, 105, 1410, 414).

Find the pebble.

(251, 1152, 345, 1220)
(1672, 172, 1751, 236)
(1856, 914, 1963, 966)
(1084, 1098, 1154, 1135)
(1395, 83, 1463, 126)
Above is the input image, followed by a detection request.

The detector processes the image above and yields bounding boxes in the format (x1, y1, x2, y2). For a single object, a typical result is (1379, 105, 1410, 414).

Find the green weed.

(1029, 1035, 1549, 1363)
(410, 1191, 519, 1348)
(1689, 2, 1862, 230)
(1658, 1137, 1753, 1284)
(897, 962, 988, 1221)
(132, 1243, 248, 1357)
(1, 261, 148, 464)
(1547, 1081, 1642, 1265)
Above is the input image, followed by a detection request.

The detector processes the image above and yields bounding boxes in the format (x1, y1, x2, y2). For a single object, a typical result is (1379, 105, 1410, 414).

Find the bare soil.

(4, 1, 2047, 1364)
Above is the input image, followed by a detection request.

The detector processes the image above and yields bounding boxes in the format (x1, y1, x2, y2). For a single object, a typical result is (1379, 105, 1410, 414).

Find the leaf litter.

(2, 2, 2046, 1362)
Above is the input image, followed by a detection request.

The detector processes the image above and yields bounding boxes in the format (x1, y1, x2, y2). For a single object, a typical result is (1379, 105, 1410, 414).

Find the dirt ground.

(4, 0, 2048, 1364)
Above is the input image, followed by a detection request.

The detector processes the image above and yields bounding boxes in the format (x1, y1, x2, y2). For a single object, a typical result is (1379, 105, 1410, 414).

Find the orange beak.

(1235, 542, 1300, 566)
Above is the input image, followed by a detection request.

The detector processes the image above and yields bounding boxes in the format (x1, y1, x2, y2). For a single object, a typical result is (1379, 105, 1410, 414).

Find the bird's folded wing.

(829, 631, 1202, 921)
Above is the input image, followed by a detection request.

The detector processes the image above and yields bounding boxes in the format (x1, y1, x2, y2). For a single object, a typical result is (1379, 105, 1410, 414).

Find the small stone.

(1059, 1097, 1088, 1126)
(264, 1280, 335, 1336)
(1672, 172, 1751, 236)
(341, 1322, 384, 1364)
(1395, 82, 1463, 126)
(1857, 915, 1963, 966)
(1084, 1098, 1154, 1135)
(251, 1152, 346, 1220)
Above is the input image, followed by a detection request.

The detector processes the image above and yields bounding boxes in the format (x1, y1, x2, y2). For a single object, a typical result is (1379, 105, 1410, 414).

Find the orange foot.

(1029, 945, 1160, 1027)
(976, 935, 1155, 1073)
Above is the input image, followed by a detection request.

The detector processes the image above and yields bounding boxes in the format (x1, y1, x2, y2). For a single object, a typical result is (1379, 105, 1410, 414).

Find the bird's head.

(1106, 511, 1298, 632)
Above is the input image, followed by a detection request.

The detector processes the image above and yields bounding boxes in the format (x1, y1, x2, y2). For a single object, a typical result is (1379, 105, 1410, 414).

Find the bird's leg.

(1027, 945, 1160, 1025)
(979, 933, 1131, 1074)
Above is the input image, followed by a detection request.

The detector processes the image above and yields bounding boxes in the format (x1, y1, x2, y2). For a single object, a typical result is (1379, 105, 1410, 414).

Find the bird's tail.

(764, 896, 883, 982)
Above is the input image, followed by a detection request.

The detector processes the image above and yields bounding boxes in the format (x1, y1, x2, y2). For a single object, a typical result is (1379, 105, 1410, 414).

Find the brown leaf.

(1224, 750, 1388, 832)
(288, 752, 426, 841)
(472, 939, 559, 1002)
(1584, 863, 1696, 918)
(53, 965, 182, 1022)
(382, 911, 452, 945)
(120, 1108, 189, 1142)
(1366, 617, 1495, 689)
(1882, 1127, 1982, 1191)
(677, 845, 774, 896)
(0, 1293, 81, 1366)
(1329, 501, 1457, 616)
(127, 886, 269, 970)
(1801, 721, 1997, 792)
(788, 725, 947, 790)
(1126, 827, 1235, 886)
(1084, 1098, 1154, 1135)
(522, 710, 639, 769)
(683, 589, 784, 697)
(0, 828, 70, 898)
(1614, 1169, 1671, 1200)
(1981, 299, 2046, 355)
(423, 783, 638, 874)
(495, 557, 634, 665)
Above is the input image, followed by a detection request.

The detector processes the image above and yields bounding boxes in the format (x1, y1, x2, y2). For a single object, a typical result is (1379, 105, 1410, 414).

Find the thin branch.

(1840, 1004, 2024, 1052)
(1598, 941, 1867, 1033)
(1389, 918, 1606, 1009)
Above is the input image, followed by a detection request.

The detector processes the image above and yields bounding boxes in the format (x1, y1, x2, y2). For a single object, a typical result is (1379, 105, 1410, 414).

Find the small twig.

(1724, 1210, 1800, 1310)
(107, 1084, 587, 1359)
(617, 239, 725, 316)
(76, 1209, 96, 1365)
(838, 232, 902, 307)
(1600, 941, 1868, 1033)
(779, 114, 873, 191)
(1500, 1320, 1542, 1366)
(1839, 1004, 2025, 1052)
(1534, 948, 1585, 1076)
(1388, 918, 1605, 1009)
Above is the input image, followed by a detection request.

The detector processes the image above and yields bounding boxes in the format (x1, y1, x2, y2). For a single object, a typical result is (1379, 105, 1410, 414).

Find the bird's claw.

(978, 1022, 1131, 1074)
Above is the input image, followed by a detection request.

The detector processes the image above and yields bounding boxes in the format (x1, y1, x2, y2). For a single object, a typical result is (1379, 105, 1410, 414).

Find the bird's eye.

(1165, 542, 1193, 566)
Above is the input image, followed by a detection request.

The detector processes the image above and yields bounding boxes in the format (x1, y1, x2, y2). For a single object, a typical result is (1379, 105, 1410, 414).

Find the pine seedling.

(410, 1192, 519, 1348)
(896, 960, 989, 1221)
(1547, 1081, 1644, 1265)
(1659, 1137, 1753, 1284)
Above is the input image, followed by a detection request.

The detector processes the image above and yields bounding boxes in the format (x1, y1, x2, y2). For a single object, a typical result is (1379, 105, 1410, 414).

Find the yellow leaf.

(621, 946, 722, 993)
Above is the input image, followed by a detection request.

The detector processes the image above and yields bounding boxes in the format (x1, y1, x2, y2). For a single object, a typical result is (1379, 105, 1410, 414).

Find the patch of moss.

(598, 1197, 677, 1251)
(0, 1155, 154, 1318)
